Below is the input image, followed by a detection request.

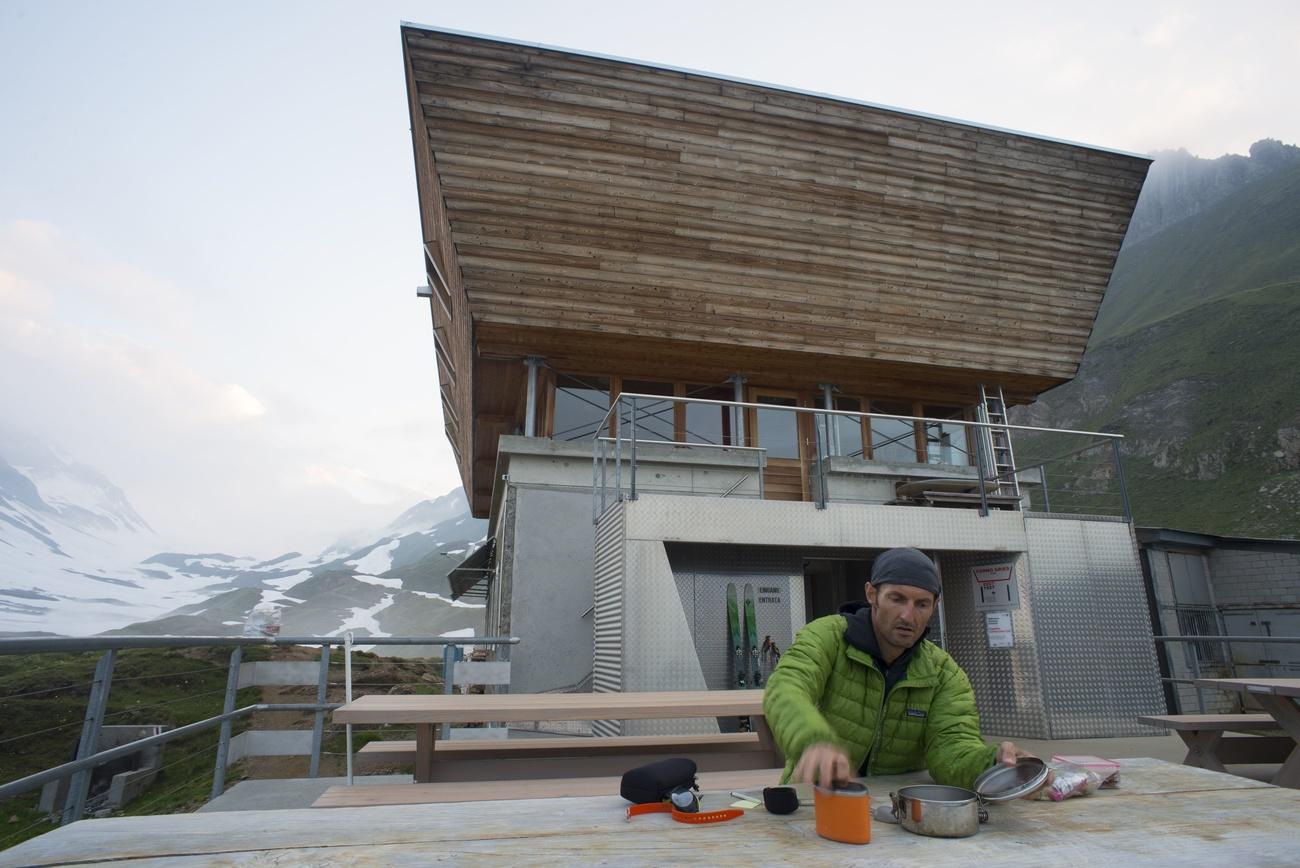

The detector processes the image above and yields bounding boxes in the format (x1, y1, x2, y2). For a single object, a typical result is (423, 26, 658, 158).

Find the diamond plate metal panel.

(936, 552, 1051, 738)
(624, 495, 1028, 552)
(622, 540, 718, 736)
(666, 544, 802, 695)
(1025, 517, 1166, 737)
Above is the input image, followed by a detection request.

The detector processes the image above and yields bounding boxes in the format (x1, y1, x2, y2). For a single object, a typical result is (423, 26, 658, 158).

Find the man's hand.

(792, 743, 850, 787)
(996, 741, 1034, 766)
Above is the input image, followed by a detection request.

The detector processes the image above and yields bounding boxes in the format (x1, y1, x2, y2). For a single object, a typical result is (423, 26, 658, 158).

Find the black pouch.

(620, 757, 698, 804)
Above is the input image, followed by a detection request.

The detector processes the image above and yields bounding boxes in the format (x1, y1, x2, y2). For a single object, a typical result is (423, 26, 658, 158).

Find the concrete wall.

(1207, 548, 1300, 610)
(505, 487, 595, 693)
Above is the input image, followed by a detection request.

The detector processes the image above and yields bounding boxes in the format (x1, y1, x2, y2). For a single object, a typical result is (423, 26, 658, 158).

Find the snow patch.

(347, 539, 399, 575)
(264, 570, 312, 591)
(338, 594, 396, 636)
(354, 574, 402, 589)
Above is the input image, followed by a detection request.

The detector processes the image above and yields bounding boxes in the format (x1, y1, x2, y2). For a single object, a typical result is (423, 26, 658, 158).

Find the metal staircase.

(977, 385, 1021, 497)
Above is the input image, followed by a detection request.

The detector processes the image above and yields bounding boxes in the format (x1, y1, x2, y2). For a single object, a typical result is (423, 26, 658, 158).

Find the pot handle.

(979, 807, 989, 824)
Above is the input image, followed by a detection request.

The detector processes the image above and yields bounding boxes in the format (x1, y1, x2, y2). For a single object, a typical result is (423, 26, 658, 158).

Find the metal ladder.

(977, 385, 1021, 497)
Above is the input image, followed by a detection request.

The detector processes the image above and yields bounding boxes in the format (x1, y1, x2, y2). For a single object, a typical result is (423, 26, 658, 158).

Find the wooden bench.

(334, 689, 773, 783)
(1138, 714, 1292, 772)
(313, 766, 785, 808)
(355, 732, 772, 780)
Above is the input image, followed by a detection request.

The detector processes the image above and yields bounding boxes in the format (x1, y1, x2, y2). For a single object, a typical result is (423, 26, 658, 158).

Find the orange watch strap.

(626, 802, 743, 824)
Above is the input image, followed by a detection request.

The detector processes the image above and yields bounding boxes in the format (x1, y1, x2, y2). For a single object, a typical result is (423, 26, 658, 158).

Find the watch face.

(670, 787, 699, 812)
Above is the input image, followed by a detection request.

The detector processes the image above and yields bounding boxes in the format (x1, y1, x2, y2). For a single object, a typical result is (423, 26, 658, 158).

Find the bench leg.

(1178, 730, 1228, 773)
(415, 724, 438, 784)
(753, 716, 783, 768)
(1253, 695, 1300, 789)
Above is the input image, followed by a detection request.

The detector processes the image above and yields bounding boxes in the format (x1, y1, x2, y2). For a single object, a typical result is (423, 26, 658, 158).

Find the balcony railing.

(592, 392, 1130, 521)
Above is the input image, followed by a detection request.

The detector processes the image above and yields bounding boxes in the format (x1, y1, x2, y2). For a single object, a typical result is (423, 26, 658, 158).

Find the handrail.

(0, 635, 520, 655)
(0, 703, 335, 802)
(1153, 635, 1300, 643)
(593, 392, 1125, 441)
(1, 634, 523, 824)
(590, 390, 1128, 520)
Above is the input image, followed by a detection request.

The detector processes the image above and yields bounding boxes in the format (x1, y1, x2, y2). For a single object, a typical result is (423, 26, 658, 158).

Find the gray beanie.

(870, 547, 941, 597)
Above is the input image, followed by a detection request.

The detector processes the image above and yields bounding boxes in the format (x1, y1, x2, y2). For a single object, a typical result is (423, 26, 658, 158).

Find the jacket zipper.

(865, 668, 887, 776)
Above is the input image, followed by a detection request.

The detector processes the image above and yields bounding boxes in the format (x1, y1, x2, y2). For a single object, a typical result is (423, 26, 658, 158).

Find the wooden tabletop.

(1194, 678, 1300, 698)
(7, 759, 1300, 866)
(333, 689, 767, 724)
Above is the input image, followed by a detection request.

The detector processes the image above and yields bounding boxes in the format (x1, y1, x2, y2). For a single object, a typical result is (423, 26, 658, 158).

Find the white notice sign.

(986, 611, 1014, 649)
(971, 562, 1020, 611)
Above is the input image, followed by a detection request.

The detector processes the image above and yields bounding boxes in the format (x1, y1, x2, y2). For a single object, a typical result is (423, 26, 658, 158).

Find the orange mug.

(813, 781, 871, 844)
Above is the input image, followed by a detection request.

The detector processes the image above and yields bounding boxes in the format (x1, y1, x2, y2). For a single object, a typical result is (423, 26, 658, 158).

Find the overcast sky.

(2, 0, 1297, 557)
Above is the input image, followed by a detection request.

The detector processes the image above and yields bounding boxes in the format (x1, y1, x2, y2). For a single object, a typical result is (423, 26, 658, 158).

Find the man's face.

(866, 582, 937, 655)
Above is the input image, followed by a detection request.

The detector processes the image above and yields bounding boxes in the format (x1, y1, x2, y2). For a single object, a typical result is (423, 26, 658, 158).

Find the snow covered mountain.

(0, 432, 488, 642)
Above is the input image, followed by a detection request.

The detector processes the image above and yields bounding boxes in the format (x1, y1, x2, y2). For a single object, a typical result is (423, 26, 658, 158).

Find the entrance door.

(748, 389, 810, 501)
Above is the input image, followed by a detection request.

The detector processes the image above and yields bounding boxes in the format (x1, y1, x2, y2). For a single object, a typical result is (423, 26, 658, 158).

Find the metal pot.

(889, 785, 988, 838)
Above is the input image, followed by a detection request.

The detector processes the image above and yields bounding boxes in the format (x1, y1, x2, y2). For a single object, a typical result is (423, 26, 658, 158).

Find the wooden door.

(748, 389, 810, 501)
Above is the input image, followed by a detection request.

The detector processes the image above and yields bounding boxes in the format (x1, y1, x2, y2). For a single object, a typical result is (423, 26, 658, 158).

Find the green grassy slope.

(1093, 161, 1300, 342)
(1027, 280, 1300, 537)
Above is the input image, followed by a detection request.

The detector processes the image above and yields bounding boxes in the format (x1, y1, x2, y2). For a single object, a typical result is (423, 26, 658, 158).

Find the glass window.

(923, 406, 972, 467)
(869, 401, 918, 463)
(619, 380, 676, 442)
(755, 395, 801, 459)
(683, 384, 734, 446)
(833, 397, 865, 458)
(552, 374, 610, 441)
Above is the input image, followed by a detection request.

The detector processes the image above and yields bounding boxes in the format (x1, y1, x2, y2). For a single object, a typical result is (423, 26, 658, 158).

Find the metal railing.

(1152, 634, 1300, 713)
(591, 392, 1128, 521)
(0, 633, 518, 831)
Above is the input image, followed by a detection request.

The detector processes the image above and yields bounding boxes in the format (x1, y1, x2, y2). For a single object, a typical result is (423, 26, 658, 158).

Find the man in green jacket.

(763, 547, 1036, 789)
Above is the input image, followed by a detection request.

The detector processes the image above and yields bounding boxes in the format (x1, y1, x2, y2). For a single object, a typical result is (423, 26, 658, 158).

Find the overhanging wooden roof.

(399, 24, 1151, 513)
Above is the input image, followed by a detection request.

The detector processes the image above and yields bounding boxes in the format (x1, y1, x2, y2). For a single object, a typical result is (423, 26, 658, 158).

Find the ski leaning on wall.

(744, 583, 761, 687)
(726, 582, 750, 731)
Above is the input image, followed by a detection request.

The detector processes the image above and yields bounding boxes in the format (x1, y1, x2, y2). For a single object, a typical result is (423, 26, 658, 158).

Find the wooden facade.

(400, 25, 1150, 515)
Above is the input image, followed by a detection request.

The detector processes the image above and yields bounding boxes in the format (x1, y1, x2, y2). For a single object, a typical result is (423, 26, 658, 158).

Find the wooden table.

(1195, 677, 1300, 787)
(333, 690, 774, 783)
(7, 759, 1300, 866)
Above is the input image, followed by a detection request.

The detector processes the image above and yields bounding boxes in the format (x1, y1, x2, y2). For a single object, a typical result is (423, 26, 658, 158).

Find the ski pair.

(726, 582, 763, 691)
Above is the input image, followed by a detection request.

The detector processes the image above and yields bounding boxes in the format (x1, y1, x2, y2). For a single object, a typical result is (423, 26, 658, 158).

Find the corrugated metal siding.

(592, 501, 626, 736)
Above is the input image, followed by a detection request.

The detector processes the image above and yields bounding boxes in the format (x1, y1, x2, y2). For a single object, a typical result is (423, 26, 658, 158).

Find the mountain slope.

(1022, 281, 1300, 537)
(1093, 160, 1300, 342)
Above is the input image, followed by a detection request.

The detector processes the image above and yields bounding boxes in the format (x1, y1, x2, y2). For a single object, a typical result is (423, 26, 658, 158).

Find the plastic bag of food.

(1034, 761, 1102, 802)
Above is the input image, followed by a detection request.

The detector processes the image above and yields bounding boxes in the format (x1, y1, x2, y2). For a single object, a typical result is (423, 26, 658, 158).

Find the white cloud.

(0, 218, 444, 556)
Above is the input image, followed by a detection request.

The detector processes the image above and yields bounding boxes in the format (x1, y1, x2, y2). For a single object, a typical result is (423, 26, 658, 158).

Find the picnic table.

(1195, 677, 1300, 787)
(332, 689, 775, 782)
(6, 759, 1300, 866)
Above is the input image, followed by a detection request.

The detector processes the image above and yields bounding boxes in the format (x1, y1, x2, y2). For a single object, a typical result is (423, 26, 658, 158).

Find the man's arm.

(762, 617, 846, 770)
(921, 661, 998, 789)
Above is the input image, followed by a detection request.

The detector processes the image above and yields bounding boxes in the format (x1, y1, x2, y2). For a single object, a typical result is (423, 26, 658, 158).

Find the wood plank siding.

(400, 26, 1150, 515)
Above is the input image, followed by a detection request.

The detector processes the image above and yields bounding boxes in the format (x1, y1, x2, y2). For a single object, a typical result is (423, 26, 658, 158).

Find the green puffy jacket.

(763, 613, 997, 788)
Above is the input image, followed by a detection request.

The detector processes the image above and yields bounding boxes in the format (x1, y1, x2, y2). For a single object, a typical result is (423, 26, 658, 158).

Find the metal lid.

(972, 757, 1049, 803)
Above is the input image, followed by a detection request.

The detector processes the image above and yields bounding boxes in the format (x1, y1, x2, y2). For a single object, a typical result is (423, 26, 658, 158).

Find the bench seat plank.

(358, 732, 763, 760)
(312, 767, 785, 808)
(1138, 714, 1280, 731)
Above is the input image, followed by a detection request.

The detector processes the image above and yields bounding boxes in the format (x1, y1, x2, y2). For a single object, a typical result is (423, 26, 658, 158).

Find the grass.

(0, 645, 443, 851)
(1027, 280, 1300, 537)
(0, 647, 260, 851)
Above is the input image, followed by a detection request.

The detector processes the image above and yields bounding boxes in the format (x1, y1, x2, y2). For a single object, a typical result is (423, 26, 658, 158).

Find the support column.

(523, 356, 543, 437)
(61, 650, 116, 824)
(210, 646, 242, 800)
(728, 374, 747, 446)
(818, 383, 838, 457)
